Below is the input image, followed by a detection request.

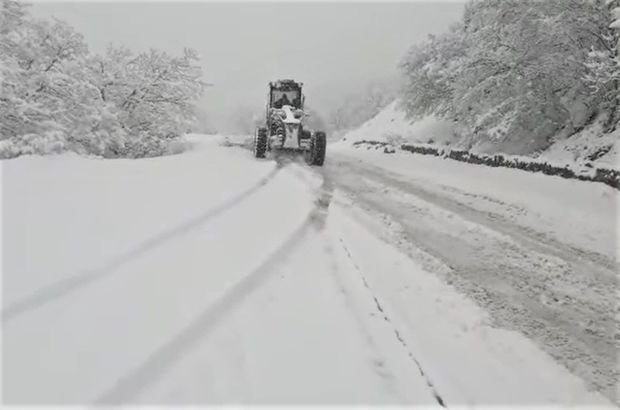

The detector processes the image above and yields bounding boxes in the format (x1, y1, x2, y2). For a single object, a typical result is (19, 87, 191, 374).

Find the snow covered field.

(2, 135, 617, 405)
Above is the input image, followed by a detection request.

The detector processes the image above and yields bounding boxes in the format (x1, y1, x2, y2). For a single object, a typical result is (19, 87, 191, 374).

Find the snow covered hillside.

(2, 135, 617, 405)
(334, 100, 457, 148)
(541, 117, 620, 168)
(337, 99, 619, 168)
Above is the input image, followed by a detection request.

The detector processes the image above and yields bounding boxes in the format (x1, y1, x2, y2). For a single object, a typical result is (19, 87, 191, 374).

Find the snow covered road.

(325, 149, 620, 404)
(2, 135, 616, 405)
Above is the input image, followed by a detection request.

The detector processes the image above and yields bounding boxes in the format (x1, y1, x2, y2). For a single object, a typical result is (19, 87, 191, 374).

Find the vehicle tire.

(254, 127, 267, 158)
(306, 131, 326, 166)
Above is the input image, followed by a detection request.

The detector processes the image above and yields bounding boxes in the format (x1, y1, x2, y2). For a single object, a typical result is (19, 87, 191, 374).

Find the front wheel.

(305, 131, 326, 166)
(254, 127, 267, 158)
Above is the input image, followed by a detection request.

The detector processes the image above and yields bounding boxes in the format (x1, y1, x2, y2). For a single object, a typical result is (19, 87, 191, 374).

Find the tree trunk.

(606, 0, 620, 131)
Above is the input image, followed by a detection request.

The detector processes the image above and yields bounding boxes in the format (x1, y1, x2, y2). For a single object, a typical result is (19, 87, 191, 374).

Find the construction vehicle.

(253, 79, 326, 166)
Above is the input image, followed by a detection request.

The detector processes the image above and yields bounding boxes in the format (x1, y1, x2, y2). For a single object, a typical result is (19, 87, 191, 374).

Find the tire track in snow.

(332, 156, 617, 271)
(338, 237, 447, 408)
(94, 172, 334, 404)
(2, 167, 282, 324)
(323, 240, 404, 402)
(328, 158, 619, 401)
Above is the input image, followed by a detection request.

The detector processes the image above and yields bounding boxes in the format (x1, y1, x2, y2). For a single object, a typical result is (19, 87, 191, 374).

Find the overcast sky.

(32, 2, 465, 132)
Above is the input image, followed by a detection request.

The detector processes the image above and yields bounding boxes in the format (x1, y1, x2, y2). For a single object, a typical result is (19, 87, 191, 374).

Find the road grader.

(253, 79, 326, 166)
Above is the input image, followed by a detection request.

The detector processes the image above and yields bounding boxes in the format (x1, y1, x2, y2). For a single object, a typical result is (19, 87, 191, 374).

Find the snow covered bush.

(0, 131, 67, 158)
(0, 0, 206, 159)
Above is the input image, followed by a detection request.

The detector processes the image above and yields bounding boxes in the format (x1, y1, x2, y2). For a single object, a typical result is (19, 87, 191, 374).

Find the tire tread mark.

(339, 237, 447, 408)
(2, 167, 281, 323)
(95, 208, 320, 404)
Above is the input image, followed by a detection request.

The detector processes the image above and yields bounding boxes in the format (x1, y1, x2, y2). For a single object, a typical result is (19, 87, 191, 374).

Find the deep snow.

(1, 134, 616, 406)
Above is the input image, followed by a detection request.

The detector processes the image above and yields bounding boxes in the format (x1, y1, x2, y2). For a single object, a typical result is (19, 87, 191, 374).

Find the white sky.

(31, 1, 465, 132)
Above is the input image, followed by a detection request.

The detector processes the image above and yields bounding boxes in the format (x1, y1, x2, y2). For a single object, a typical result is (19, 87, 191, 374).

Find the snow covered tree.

(0, 0, 28, 36)
(1, 7, 91, 148)
(106, 48, 206, 156)
(400, 0, 613, 154)
(584, 0, 620, 130)
(0, 0, 207, 158)
(399, 23, 465, 121)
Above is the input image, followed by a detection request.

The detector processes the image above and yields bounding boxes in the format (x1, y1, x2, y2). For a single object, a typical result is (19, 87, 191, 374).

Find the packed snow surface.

(2, 134, 616, 406)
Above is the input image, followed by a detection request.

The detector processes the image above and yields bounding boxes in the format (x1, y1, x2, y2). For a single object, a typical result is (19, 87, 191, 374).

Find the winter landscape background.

(2, 0, 620, 163)
(2, 0, 619, 406)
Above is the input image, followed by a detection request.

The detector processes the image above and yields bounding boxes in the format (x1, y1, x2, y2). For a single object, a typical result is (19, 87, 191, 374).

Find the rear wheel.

(305, 131, 326, 166)
(254, 127, 267, 158)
